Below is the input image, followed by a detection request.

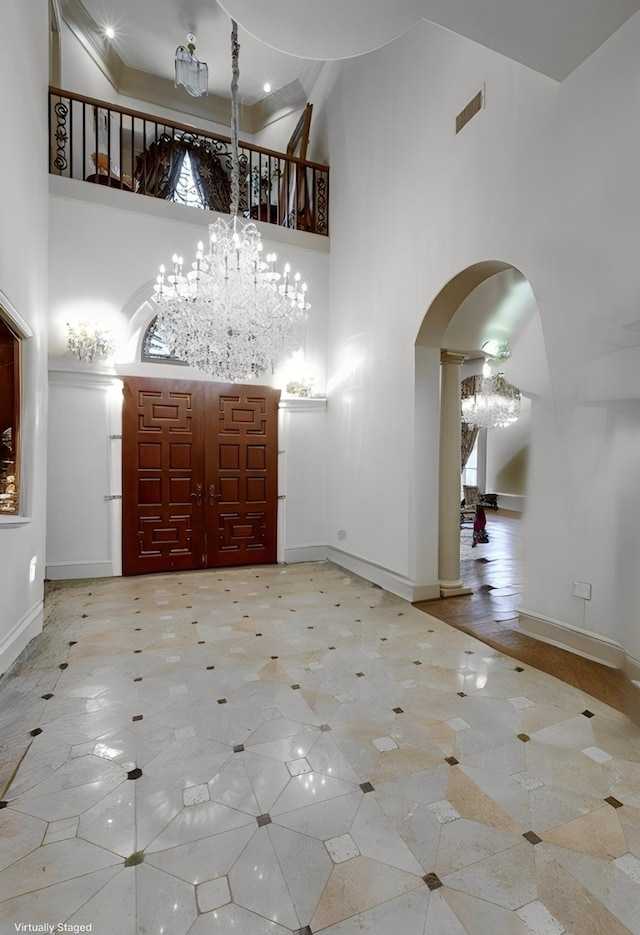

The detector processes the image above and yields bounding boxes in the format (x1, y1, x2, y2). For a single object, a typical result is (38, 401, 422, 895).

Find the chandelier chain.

(151, 18, 311, 381)
(230, 20, 240, 218)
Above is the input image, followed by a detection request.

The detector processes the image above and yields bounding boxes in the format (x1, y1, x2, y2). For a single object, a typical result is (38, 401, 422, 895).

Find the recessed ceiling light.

(105, 26, 115, 39)
(263, 83, 271, 94)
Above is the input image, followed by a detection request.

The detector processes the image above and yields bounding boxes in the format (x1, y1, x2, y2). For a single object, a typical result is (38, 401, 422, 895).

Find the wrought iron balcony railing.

(49, 88, 329, 236)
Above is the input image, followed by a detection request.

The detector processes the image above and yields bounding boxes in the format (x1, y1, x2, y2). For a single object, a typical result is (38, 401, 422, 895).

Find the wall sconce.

(67, 322, 114, 362)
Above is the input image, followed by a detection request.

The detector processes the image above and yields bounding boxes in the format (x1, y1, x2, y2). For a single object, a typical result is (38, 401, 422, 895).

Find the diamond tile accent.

(445, 756, 459, 766)
(286, 758, 312, 777)
(509, 696, 534, 710)
(325, 833, 360, 863)
(372, 736, 398, 752)
(446, 717, 470, 731)
(515, 900, 565, 935)
(41, 693, 54, 700)
(197, 876, 231, 912)
(582, 746, 612, 763)
(29, 728, 43, 737)
(582, 709, 595, 718)
(217, 698, 227, 705)
(517, 733, 530, 743)
(319, 724, 331, 732)
(291, 684, 301, 690)
(132, 715, 143, 722)
(614, 853, 640, 883)
(127, 768, 143, 780)
(355, 672, 365, 677)
(423, 873, 442, 890)
(427, 799, 461, 824)
(233, 744, 245, 753)
(393, 707, 404, 714)
(256, 814, 272, 827)
(360, 782, 375, 793)
(183, 784, 210, 806)
(293, 927, 313, 935)
(605, 795, 624, 808)
(523, 831, 542, 845)
(511, 770, 544, 792)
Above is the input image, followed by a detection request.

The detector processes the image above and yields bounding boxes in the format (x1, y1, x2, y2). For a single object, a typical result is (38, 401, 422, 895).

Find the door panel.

(206, 385, 280, 567)
(122, 379, 205, 575)
(122, 377, 279, 575)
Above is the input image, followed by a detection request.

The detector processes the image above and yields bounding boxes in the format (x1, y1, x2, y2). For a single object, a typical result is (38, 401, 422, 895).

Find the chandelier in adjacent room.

(461, 366, 521, 429)
(155, 21, 310, 381)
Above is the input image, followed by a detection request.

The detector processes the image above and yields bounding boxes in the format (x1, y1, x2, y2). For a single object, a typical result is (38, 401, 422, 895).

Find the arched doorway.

(413, 261, 550, 598)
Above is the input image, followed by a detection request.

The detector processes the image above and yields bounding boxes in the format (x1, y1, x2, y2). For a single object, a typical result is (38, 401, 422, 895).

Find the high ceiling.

(58, 0, 640, 129)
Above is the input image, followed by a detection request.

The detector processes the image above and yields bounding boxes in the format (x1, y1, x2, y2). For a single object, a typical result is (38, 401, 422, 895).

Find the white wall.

(519, 12, 640, 667)
(485, 396, 531, 499)
(45, 6, 640, 673)
(47, 182, 330, 577)
(320, 13, 640, 667)
(0, 1, 49, 672)
(323, 19, 556, 588)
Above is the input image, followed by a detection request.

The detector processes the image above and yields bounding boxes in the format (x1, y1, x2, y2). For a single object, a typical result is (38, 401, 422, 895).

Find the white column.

(439, 351, 472, 597)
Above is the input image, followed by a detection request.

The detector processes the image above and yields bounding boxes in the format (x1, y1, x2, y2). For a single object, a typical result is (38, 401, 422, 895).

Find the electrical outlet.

(573, 581, 592, 600)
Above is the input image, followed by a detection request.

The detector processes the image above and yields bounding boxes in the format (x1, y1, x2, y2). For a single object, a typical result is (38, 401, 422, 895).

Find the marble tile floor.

(419, 512, 637, 718)
(1, 561, 640, 934)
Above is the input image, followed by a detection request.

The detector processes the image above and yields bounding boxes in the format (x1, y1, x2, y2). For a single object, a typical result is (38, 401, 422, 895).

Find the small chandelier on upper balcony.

(155, 21, 310, 382)
(175, 33, 208, 98)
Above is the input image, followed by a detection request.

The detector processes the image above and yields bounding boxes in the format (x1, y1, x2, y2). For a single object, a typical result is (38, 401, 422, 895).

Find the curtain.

(461, 422, 479, 473)
(134, 134, 187, 199)
(460, 375, 481, 473)
(189, 140, 232, 213)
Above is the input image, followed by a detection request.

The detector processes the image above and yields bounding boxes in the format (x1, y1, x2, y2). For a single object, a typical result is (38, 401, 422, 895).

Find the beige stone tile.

(541, 806, 627, 859)
(441, 885, 532, 934)
(447, 766, 522, 833)
(310, 855, 423, 931)
(370, 747, 442, 784)
(535, 845, 633, 935)
(435, 817, 525, 876)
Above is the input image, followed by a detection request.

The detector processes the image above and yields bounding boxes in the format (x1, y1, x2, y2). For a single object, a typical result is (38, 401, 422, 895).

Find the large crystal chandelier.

(154, 21, 309, 382)
(461, 366, 521, 429)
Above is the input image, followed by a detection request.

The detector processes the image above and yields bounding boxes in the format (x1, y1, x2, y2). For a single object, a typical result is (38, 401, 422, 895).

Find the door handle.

(209, 484, 221, 506)
(191, 484, 203, 506)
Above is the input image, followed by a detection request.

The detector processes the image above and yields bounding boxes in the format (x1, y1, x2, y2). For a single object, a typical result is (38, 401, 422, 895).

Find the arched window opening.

(141, 316, 186, 364)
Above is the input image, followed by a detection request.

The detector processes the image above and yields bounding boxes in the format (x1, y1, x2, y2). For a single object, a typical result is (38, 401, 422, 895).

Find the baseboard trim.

(45, 561, 114, 580)
(324, 547, 440, 603)
(0, 601, 43, 675)
(283, 546, 329, 564)
(519, 609, 626, 669)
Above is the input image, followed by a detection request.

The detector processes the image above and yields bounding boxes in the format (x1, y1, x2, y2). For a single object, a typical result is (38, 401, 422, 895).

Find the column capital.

(440, 350, 466, 366)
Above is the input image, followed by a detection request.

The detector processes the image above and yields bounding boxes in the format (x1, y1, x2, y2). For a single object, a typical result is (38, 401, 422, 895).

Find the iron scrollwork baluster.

(53, 100, 69, 173)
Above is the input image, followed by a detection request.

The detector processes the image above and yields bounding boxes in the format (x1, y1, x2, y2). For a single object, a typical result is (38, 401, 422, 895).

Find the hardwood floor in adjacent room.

(414, 510, 637, 719)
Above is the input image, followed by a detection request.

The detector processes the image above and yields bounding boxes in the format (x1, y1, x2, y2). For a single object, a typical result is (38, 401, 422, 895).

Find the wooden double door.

(122, 377, 280, 575)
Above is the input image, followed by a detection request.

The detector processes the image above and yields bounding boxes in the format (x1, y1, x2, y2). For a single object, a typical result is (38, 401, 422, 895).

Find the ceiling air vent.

(456, 89, 483, 134)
